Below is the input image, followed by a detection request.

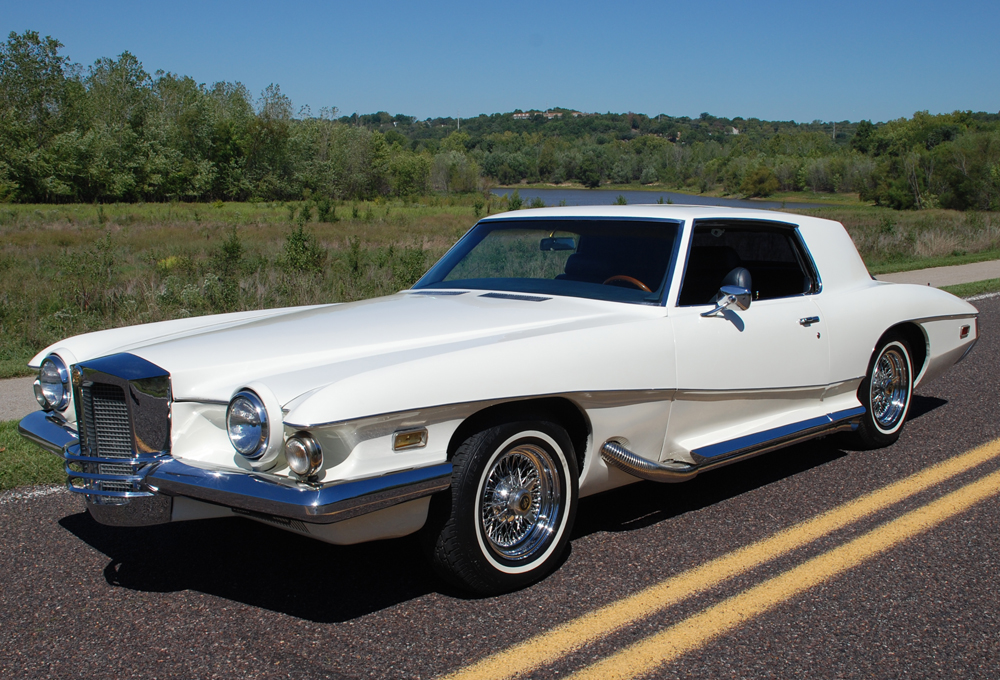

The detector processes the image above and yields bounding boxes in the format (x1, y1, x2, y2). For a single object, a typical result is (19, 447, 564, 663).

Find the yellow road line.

(569, 466, 1000, 680)
(441, 438, 1000, 680)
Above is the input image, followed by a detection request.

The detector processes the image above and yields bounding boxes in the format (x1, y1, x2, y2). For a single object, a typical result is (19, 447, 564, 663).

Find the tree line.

(2, 31, 998, 210)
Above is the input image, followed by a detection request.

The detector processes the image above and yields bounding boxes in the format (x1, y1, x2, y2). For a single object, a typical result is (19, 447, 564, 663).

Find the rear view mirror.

(540, 237, 576, 252)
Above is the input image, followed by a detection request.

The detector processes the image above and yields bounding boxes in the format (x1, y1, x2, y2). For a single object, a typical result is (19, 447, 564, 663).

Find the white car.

(20, 205, 978, 594)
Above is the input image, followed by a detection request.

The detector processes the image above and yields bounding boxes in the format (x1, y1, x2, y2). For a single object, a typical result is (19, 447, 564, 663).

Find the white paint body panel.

(30, 206, 979, 544)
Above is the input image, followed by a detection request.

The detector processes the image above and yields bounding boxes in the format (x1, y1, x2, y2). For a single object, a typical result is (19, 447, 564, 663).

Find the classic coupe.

(20, 205, 979, 594)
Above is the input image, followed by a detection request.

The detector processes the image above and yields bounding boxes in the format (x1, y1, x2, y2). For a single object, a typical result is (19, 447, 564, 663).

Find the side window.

(678, 222, 818, 305)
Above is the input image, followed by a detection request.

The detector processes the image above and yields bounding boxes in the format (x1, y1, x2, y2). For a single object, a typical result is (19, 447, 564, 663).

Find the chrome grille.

(67, 368, 171, 502)
(81, 383, 132, 459)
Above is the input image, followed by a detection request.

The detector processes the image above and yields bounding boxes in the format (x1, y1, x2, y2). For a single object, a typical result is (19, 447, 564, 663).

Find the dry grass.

(790, 206, 1000, 273)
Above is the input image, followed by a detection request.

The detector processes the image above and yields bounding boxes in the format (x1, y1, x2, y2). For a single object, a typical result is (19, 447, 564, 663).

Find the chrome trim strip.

(145, 459, 453, 524)
(284, 389, 677, 431)
(691, 406, 865, 463)
(66, 483, 152, 499)
(675, 379, 863, 398)
(906, 312, 979, 324)
(792, 226, 823, 295)
(64, 465, 148, 483)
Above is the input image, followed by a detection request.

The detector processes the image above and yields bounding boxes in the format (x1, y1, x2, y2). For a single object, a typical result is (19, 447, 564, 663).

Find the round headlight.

(34, 355, 70, 411)
(285, 433, 323, 477)
(227, 391, 269, 459)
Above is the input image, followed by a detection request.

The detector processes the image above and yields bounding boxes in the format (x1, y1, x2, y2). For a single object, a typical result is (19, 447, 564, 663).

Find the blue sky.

(3, 0, 998, 123)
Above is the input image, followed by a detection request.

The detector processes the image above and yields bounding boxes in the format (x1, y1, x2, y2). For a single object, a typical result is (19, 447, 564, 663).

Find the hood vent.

(479, 292, 551, 302)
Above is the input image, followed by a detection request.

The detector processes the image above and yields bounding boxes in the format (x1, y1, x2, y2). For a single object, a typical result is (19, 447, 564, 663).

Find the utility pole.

(457, 110, 460, 131)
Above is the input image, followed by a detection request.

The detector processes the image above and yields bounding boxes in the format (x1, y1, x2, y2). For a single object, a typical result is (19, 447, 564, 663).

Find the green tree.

(740, 166, 780, 197)
(576, 154, 601, 188)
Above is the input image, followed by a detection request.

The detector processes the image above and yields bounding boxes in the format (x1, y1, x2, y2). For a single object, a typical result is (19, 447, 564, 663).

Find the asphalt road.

(2, 299, 999, 679)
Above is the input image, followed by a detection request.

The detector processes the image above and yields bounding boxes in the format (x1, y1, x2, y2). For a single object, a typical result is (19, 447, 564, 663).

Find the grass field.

(0, 420, 63, 491)
(940, 278, 1000, 298)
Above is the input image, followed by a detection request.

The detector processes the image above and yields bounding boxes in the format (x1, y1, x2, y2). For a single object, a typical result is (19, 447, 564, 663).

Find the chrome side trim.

(284, 389, 676, 431)
(600, 440, 697, 483)
(675, 379, 862, 399)
(145, 459, 453, 524)
(601, 407, 865, 484)
(691, 407, 865, 464)
(906, 312, 979, 324)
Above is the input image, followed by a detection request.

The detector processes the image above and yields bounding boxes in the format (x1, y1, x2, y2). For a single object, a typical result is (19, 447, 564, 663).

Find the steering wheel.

(603, 275, 652, 292)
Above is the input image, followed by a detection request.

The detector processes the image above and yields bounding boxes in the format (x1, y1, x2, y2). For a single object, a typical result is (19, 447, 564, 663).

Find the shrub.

(740, 166, 780, 198)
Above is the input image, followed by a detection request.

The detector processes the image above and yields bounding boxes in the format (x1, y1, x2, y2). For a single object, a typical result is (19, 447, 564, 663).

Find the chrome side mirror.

(701, 285, 751, 317)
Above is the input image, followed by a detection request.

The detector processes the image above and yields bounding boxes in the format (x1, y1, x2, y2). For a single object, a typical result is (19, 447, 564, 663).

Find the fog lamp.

(285, 433, 323, 477)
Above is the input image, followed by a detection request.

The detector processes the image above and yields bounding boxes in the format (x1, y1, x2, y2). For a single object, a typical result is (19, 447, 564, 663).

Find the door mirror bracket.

(701, 285, 751, 318)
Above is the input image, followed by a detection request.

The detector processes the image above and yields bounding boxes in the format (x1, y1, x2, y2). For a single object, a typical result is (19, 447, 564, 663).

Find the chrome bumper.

(18, 410, 453, 527)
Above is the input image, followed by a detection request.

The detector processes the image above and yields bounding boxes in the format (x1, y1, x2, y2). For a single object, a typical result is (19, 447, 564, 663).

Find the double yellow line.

(443, 438, 1000, 680)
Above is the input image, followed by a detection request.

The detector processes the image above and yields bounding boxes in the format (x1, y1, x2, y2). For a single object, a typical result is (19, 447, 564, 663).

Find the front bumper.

(19, 410, 453, 527)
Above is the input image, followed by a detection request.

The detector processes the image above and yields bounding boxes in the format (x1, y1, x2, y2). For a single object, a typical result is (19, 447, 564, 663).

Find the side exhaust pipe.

(600, 440, 698, 483)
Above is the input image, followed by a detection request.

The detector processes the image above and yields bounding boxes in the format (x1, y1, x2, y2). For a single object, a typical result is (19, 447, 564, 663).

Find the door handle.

(799, 316, 820, 327)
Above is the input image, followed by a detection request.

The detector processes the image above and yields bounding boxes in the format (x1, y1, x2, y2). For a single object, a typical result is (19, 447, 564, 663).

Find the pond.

(490, 187, 827, 210)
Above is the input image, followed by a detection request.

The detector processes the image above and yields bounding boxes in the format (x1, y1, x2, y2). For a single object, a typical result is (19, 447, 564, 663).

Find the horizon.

(2, 0, 998, 125)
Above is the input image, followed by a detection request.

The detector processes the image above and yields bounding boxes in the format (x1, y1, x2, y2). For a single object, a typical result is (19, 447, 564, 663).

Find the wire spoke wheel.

(425, 420, 578, 594)
(851, 335, 914, 449)
(479, 443, 561, 561)
(870, 346, 910, 430)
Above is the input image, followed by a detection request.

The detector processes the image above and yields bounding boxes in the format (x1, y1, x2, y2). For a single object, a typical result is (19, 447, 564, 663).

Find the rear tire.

(852, 334, 914, 449)
(425, 420, 578, 595)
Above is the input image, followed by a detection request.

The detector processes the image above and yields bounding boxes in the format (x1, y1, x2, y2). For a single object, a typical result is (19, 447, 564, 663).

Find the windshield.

(413, 218, 680, 304)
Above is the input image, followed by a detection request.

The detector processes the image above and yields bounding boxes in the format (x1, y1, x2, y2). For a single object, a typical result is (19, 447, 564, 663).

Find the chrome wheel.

(479, 443, 562, 561)
(852, 335, 915, 450)
(870, 344, 910, 431)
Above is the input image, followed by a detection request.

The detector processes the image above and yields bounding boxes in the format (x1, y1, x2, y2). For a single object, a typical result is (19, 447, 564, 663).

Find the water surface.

(491, 187, 826, 210)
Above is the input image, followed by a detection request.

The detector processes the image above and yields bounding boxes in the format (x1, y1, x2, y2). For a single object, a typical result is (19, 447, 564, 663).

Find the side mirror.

(540, 237, 576, 252)
(701, 285, 751, 317)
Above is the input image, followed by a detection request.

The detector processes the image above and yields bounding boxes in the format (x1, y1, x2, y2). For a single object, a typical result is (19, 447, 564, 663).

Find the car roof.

(479, 203, 823, 223)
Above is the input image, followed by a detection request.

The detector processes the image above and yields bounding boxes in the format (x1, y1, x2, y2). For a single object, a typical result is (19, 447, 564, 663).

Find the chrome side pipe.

(601, 407, 865, 485)
(600, 440, 698, 483)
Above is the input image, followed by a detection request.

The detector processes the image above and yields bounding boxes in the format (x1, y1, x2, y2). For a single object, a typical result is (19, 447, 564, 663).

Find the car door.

(664, 220, 832, 461)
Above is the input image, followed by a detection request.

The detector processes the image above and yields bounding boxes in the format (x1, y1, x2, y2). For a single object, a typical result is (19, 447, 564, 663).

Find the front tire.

(426, 420, 579, 595)
(853, 334, 914, 449)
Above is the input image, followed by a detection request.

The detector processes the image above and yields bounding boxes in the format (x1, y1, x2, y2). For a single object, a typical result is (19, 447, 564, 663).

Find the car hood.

(49, 291, 667, 412)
